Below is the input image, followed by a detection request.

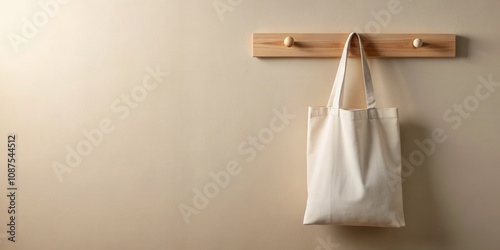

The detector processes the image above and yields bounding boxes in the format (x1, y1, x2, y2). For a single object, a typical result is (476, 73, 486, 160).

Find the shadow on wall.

(456, 35, 468, 58)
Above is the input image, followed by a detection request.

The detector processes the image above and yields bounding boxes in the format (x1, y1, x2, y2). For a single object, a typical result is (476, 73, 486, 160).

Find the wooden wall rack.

(253, 33, 456, 58)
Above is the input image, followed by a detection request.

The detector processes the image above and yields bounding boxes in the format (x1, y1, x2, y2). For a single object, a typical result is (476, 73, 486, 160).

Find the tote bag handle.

(327, 33, 376, 109)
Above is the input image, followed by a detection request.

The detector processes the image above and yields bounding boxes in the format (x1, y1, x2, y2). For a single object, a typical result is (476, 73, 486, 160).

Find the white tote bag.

(303, 33, 405, 227)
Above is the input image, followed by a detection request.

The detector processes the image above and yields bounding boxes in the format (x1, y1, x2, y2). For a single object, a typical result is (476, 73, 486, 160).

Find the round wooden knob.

(284, 36, 295, 47)
(413, 38, 423, 48)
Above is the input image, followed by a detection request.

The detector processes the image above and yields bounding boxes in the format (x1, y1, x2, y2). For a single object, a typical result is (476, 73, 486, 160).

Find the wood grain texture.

(253, 33, 456, 58)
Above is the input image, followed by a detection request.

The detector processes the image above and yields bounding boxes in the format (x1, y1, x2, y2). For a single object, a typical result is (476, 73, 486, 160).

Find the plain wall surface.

(1, 0, 499, 249)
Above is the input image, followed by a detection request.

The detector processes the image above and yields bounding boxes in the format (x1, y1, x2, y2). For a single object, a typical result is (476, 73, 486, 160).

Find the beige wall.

(1, 0, 500, 249)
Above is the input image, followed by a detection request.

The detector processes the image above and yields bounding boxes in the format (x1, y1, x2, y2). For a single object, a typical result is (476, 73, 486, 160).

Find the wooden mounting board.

(253, 33, 456, 58)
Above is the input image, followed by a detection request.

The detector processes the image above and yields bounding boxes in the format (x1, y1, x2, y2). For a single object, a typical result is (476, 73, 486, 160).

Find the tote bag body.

(303, 33, 405, 227)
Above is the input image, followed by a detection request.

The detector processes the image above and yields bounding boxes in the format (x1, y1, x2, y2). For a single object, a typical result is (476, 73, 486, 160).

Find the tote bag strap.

(327, 33, 376, 109)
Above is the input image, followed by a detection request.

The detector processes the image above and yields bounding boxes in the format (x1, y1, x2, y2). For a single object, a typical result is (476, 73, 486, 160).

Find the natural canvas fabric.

(303, 33, 405, 227)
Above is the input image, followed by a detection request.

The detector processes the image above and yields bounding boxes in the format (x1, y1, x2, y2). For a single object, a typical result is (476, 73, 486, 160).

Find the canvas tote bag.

(303, 33, 405, 227)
